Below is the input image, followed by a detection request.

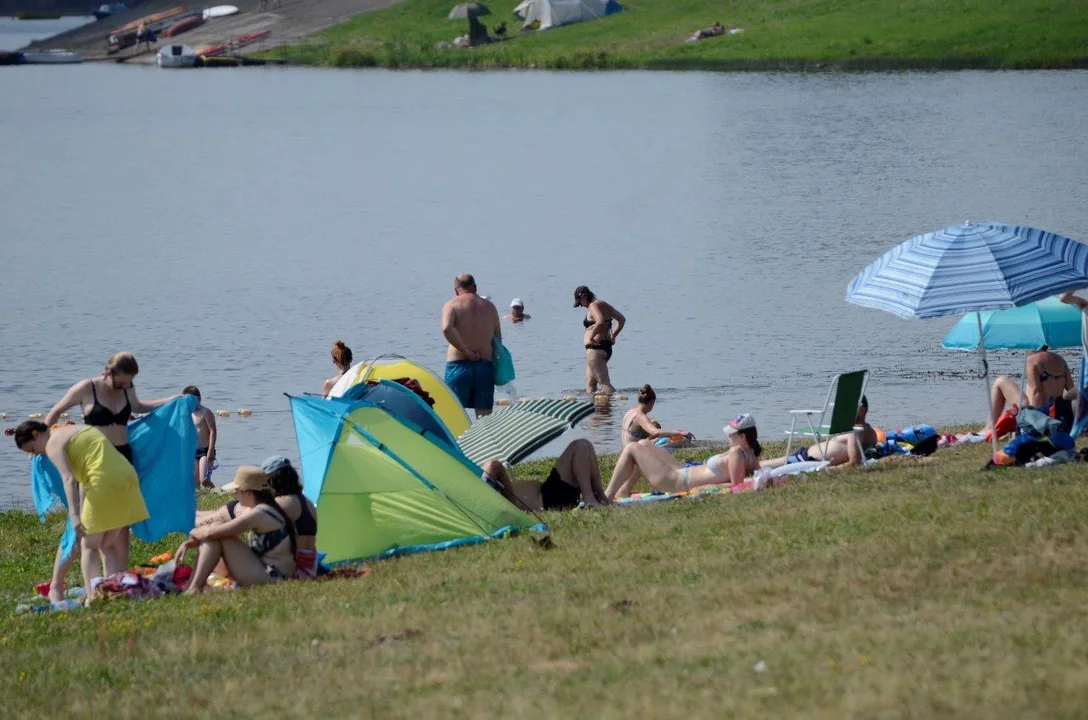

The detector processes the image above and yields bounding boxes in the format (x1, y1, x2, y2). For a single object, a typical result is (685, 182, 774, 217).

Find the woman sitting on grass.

(605, 414, 762, 499)
(261, 456, 319, 579)
(621, 384, 694, 448)
(481, 439, 612, 510)
(177, 466, 296, 593)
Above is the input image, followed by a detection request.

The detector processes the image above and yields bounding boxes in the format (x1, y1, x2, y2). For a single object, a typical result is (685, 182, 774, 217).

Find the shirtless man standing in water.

(183, 386, 217, 488)
(442, 273, 502, 418)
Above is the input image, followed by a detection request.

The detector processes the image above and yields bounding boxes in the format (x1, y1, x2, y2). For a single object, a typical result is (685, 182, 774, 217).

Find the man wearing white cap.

(505, 298, 531, 323)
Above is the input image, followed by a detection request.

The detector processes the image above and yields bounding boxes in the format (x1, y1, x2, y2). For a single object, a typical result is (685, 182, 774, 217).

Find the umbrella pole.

(976, 312, 999, 458)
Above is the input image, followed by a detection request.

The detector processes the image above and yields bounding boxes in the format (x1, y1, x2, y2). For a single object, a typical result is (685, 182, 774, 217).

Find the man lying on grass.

(760, 396, 878, 470)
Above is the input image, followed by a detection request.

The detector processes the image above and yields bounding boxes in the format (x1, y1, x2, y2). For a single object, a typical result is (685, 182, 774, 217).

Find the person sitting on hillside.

(688, 21, 725, 42)
(481, 439, 611, 511)
(621, 384, 694, 448)
(986, 344, 1075, 439)
(605, 414, 762, 499)
(177, 466, 296, 592)
(760, 396, 877, 470)
(261, 456, 320, 579)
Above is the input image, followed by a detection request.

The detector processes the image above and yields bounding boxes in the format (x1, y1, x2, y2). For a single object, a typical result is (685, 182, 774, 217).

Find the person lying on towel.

(604, 414, 763, 500)
(481, 439, 611, 511)
(760, 396, 878, 470)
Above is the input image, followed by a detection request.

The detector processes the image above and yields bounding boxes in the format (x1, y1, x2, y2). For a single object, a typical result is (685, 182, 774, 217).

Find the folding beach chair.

(784, 370, 869, 461)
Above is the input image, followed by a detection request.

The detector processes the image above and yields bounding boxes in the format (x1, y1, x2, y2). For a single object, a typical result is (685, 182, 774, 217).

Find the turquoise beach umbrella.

(941, 297, 1083, 351)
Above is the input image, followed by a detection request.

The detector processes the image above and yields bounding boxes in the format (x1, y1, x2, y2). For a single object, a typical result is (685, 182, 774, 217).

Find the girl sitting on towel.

(605, 414, 761, 499)
(177, 466, 296, 593)
(261, 456, 320, 579)
(621, 384, 694, 448)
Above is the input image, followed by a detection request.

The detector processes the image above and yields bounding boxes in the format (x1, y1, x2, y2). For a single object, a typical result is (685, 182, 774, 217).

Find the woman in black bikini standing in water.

(42, 352, 177, 595)
(574, 285, 625, 396)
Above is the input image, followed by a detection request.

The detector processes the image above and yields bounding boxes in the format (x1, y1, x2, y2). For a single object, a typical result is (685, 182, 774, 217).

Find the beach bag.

(492, 337, 515, 386)
(886, 425, 939, 456)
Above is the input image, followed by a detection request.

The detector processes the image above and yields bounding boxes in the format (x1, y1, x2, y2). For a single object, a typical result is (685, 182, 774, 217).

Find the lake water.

(0, 17, 94, 51)
(1, 65, 1087, 506)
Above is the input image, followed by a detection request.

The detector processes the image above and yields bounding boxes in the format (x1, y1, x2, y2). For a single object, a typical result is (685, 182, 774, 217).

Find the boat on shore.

(199, 29, 270, 57)
(157, 43, 197, 67)
(162, 15, 205, 37)
(110, 5, 188, 36)
(21, 50, 83, 64)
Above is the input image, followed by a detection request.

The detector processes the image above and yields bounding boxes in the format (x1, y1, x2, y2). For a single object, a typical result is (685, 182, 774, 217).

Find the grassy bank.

(275, 0, 1088, 70)
(3, 438, 1088, 717)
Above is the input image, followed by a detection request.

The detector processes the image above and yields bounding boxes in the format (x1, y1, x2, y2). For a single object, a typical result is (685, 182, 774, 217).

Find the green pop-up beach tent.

(288, 394, 542, 565)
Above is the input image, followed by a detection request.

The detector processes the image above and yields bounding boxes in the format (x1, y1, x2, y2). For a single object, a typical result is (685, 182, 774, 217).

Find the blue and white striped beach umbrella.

(846, 223, 1088, 320)
(846, 222, 1088, 456)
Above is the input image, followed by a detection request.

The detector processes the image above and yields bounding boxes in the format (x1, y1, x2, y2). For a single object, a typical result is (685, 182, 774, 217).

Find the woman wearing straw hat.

(176, 466, 296, 593)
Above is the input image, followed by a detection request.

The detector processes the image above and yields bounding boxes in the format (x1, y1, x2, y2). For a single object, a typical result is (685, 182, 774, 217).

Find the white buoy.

(562, 395, 577, 402)
(614, 394, 628, 400)
(28, 412, 43, 420)
(216, 410, 231, 418)
(237, 409, 252, 417)
(495, 398, 511, 407)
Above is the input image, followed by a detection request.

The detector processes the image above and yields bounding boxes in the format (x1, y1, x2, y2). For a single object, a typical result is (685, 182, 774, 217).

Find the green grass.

(4, 436, 1088, 717)
(273, 0, 1088, 70)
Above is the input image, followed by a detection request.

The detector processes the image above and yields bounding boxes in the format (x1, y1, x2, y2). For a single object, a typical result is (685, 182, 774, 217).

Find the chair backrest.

(826, 370, 868, 434)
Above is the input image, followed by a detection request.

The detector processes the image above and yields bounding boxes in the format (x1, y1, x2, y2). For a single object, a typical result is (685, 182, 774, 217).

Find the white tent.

(513, 0, 620, 31)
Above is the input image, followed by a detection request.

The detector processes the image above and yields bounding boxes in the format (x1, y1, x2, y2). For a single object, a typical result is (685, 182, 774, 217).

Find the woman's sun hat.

(221, 465, 270, 491)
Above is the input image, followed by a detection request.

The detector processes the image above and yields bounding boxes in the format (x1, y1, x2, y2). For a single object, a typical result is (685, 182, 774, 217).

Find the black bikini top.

(84, 382, 132, 427)
(584, 314, 612, 330)
(294, 493, 318, 536)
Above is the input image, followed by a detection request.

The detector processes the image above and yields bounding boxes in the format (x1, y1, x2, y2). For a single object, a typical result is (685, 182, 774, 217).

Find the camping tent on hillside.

(289, 395, 542, 564)
(513, 0, 622, 30)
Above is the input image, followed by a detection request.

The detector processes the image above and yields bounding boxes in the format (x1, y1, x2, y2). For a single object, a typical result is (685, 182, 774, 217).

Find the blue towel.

(30, 395, 199, 561)
(492, 336, 516, 386)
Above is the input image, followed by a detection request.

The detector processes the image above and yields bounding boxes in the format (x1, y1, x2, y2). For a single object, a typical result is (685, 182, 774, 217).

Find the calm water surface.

(1, 66, 1087, 505)
(0, 17, 94, 51)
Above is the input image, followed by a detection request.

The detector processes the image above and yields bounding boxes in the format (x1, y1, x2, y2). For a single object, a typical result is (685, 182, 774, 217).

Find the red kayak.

(199, 30, 271, 57)
(162, 15, 205, 38)
(111, 6, 188, 35)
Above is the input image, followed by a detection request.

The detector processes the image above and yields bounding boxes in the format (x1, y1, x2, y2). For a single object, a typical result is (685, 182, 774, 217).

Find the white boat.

(202, 5, 239, 19)
(21, 50, 83, 64)
(157, 44, 198, 68)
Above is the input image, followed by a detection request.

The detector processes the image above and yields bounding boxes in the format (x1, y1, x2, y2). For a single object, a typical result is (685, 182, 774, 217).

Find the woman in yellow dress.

(14, 421, 149, 601)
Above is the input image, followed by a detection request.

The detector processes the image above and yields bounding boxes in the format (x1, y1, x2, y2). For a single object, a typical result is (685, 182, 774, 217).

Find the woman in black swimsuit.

(261, 456, 320, 578)
(481, 439, 611, 511)
(574, 286, 625, 396)
(178, 466, 297, 592)
(42, 352, 177, 582)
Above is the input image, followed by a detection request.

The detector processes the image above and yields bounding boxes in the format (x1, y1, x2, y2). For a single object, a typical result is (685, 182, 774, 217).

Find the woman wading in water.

(574, 285, 625, 396)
